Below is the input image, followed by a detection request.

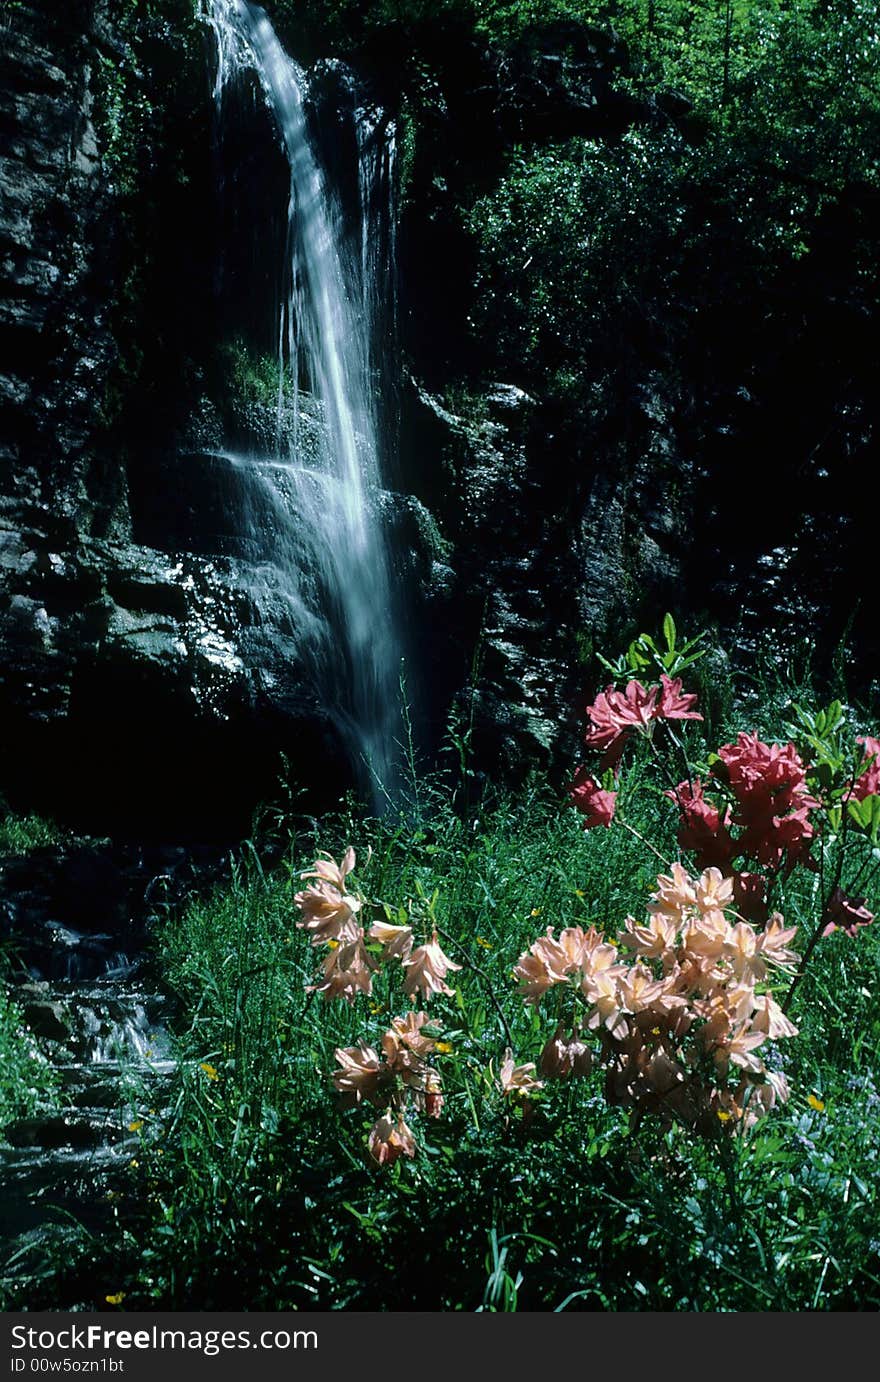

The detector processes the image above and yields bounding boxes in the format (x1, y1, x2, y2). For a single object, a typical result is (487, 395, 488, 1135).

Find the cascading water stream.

(201, 0, 402, 803)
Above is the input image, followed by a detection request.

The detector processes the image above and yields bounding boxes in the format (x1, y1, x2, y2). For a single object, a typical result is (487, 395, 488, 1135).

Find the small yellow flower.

(807, 1093, 825, 1113)
(574, 889, 585, 899)
(129, 1159, 139, 1168)
(435, 1041, 454, 1055)
(326, 938, 340, 951)
(717, 1110, 732, 1123)
(105, 1293, 125, 1306)
(369, 1000, 383, 1015)
(651, 1027, 661, 1038)
(127, 1120, 144, 1133)
(199, 1062, 219, 1081)
(530, 908, 541, 917)
(476, 937, 493, 950)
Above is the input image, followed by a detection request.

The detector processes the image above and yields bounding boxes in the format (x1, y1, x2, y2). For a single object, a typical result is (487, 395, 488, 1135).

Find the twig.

(618, 819, 673, 868)
(436, 925, 514, 1050)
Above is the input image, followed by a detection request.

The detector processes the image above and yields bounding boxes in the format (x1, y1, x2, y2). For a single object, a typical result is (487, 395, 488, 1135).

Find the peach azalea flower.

(402, 931, 462, 1001)
(367, 1112, 417, 1167)
(751, 994, 798, 1040)
(299, 846, 357, 891)
(389, 1010, 438, 1056)
(368, 919, 414, 962)
(695, 867, 734, 915)
(539, 1027, 593, 1080)
(332, 1043, 384, 1103)
(649, 863, 697, 921)
(756, 913, 799, 969)
(310, 933, 375, 1002)
(498, 1053, 544, 1097)
(621, 912, 678, 959)
(294, 879, 362, 946)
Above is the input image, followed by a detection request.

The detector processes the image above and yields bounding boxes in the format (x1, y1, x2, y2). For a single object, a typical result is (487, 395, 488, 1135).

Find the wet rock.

(20, 999, 71, 1043)
(4, 1115, 104, 1151)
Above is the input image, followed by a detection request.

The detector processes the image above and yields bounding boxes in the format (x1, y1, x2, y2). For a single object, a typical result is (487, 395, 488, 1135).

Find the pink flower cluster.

(570, 675, 702, 829)
(513, 864, 800, 1133)
(293, 848, 461, 1005)
(668, 733, 821, 895)
(333, 1011, 445, 1167)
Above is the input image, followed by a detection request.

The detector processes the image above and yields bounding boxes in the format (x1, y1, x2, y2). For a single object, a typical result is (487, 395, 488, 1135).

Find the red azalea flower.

(667, 778, 734, 870)
(714, 733, 818, 872)
(656, 674, 703, 723)
(570, 766, 617, 829)
(821, 887, 874, 938)
(853, 736, 880, 801)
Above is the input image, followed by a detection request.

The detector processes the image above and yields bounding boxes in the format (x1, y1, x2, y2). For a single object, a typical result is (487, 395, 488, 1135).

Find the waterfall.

(201, 0, 401, 805)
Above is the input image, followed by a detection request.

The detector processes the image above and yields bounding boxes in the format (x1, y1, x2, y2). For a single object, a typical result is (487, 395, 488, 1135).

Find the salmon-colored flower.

(650, 862, 697, 922)
(499, 1052, 544, 1097)
(332, 1042, 385, 1104)
(386, 1043, 431, 1091)
(388, 1010, 438, 1057)
(583, 967, 626, 1031)
(294, 880, 362, 946)
(617, 963, 667, 1014)
(757, 1069, 791, 1112)
(695, 867, 734, 915)
(367, 1112, 417, 1167)
(299, 846, 357, 891)
(569, 768, 617, 828)
(402, 931, 462, 1001)
(681, 908, 730, 962)
(643, 1046, 687, 1096)
(368, 919, 414, 962)
(513, 927, 574, 1003)
(723, 921, 763, 980)
(751, 995, 798, 1040)
(310, 932, 375, 1002)
(539, 1027, 593, 1079)
(756, 913, 799, 968)
(621, 911, 678, 959)
(716, 1021, 766, 1075)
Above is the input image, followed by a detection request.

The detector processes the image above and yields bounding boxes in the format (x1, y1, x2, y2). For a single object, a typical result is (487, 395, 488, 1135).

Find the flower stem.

(436, 925, 515, 1050)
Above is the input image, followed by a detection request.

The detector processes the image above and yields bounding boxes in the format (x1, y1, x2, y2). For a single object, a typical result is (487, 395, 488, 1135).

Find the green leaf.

(663, 612, 676, 652)
(847, 795, 880, 839)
